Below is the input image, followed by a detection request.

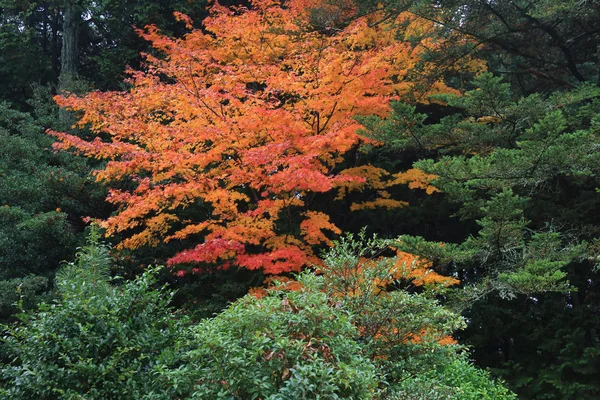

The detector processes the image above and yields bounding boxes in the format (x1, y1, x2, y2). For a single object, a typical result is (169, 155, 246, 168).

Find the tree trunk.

(597, 42, 600, 86)
(58, 1, 81, 122)
(51, 8, 60, 80)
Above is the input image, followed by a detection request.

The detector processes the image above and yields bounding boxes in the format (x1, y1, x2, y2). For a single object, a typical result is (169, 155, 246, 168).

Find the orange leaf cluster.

(335, 165, 410, 211)
(409, 329, 458, 346)
(393, 250, 459, 287)
(320, 252, 459, 356)
(51, 0, 473, 274)
(249, 275, 304, 299)
(393, 168, 440, 195)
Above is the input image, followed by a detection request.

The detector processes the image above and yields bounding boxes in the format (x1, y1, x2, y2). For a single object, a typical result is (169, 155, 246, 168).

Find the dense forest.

(0, 0, 599, 398)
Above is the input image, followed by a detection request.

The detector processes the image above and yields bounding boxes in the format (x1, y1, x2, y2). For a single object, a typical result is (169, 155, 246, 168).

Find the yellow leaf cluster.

(393, 168, 440, 194)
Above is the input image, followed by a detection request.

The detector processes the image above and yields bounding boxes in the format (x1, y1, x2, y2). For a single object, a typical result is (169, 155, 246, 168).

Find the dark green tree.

(360, 0, 600, 92)
(0, 101, 107, 320)
(361, 73, 600, 398)
(0, 0, 207, 107)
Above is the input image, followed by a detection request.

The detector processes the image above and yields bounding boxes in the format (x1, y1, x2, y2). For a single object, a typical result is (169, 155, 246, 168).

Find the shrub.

(159, 272, 379, 399)
(390, 357, 517, 400)
(0, 234, 186, 399)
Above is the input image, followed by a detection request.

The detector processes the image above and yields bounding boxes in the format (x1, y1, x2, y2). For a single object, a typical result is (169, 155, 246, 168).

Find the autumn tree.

(52, 0, 479, 275)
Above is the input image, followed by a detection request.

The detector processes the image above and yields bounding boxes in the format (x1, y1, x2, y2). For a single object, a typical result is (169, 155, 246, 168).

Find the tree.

(0, 0, 207, 108)
(52, 0, 479, 275)
(362, 72, 600, 398)
(0, 101, 110, 321)
(416, 0, 600, 89)
(362, 73, 599, 295)
(360, 0, 600, 92)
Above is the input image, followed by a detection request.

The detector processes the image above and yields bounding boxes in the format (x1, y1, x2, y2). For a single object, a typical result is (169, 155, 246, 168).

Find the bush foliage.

(1, 234, 514, 399)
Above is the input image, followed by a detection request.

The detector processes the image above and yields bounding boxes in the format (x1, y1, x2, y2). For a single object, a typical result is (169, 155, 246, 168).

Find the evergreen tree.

(362, 73, 600, 398)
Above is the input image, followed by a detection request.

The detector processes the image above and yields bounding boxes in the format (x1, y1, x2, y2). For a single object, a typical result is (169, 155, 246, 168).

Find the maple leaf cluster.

(51, 0, 471, 274)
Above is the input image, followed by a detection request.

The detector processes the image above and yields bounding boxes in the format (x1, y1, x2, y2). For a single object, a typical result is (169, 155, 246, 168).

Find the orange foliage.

(350, 198, 408, 211)
(322, 252, 459, 353)
(393, 250, 459, 287)
(324, 249, 459, 297)
(300, 211, 341, 246)
(409, 329, 458, 346)
(51, 0, 476, 274)
(336, 166, 411, 211)
(249, 275, 304, 299)
(437, 335, 459, 346)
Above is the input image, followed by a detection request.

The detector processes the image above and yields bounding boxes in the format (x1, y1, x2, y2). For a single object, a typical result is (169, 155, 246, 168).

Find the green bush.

(1, 232, 515, 400)
(0, 275, 50, 322)
(390, 357, 517, 399)
(159, 272, 379, 399)
(318, 232, 516, 399)
(0, 235, 186, 399)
